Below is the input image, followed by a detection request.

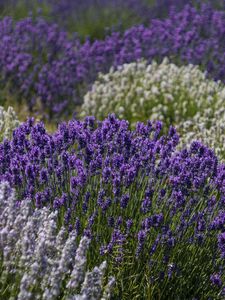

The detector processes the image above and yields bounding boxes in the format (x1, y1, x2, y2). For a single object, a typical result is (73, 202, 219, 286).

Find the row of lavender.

(1, 0, 224, 38)
(0, 4, 224, 118)
(0, 115, 224, 299)
(1, 57, 224, 159)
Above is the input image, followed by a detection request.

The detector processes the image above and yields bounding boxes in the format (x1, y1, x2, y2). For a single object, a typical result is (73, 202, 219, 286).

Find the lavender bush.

(0, 16, 78, 118)
(82, 58, 225, 158)
(82, 58, 224, 125)
(0, 115, 224, 298)
(66, 3, 225, 88)
(0, 181, 114, 300)
(0, 4, 225, 118)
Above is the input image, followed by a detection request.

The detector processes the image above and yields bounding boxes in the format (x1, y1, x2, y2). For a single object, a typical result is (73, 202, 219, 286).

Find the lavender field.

(0, 1, 224, 299)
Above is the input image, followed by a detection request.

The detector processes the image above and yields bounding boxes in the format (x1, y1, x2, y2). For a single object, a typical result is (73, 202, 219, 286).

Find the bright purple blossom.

(210, 273, 222, 287)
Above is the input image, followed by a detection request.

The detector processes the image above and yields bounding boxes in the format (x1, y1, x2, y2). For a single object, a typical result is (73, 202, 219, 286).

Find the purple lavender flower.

(218, 233, 225, 259)
(75, 217, 81, 235)
(211, 212, 225, 231)
(136, 229, 147, 257)
(120, 194, 130, 209)
(126, 219, 133, 233)
(210, 273, 222, 287)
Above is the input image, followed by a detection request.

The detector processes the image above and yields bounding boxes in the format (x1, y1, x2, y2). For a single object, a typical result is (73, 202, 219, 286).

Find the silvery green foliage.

(0, 106, 20, 141)
(82, 58, 224, 125)
(0, 182, 114, 300)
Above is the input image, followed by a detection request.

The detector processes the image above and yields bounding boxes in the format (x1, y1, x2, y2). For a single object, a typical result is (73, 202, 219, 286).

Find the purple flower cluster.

(0, 114, 224, 297)
(0, 115, 178, 202)
(0, 114, 224, 216)
(73, 3, 225, 83)
(0, 16, 79, 117)
(0, 4, 225, 118)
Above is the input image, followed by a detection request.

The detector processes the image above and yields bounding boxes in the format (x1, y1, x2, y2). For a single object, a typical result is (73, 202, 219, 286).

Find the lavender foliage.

(0, 115, 224, 298)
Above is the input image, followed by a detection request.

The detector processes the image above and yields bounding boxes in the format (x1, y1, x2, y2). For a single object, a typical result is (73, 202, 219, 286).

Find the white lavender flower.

(66, 236, 90, 291)
(0, 106, 20, 141)
(180, 107, 225, 159)
(42, 230, 77, 300)
(82, 58, 223, 125)
(0, 182, 115, 299)
(66, 261, 114, 300)
(80, 261, 107, 300)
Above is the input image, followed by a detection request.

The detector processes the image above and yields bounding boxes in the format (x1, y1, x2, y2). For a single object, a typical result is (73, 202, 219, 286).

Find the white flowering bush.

(0, 106, 20, 141)
(0, 182, 115, 300)
(82, 58, 225, 158)
(180, 106, 225, 159)
(82, 58, 225, 126)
